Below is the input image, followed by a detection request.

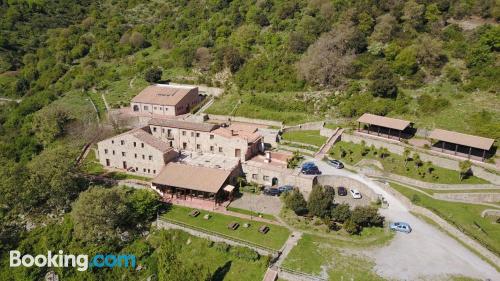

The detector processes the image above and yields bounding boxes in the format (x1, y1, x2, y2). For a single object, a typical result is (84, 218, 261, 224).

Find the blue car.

(301, 162, 317, 169)
(278, 185, 294, 194)
(390, 222, 412, 233)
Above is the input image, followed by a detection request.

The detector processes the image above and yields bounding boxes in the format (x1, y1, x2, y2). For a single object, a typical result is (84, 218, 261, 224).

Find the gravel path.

(312, 158, 500, 280)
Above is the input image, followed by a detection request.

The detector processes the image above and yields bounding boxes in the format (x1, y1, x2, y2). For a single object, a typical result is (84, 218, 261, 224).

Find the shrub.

(351, 206, 384, 228)
(283, 189, 308, 215)
(343, 218, 361, 234)
(330, 203, 351, 223)
(145, 67, 162, 83)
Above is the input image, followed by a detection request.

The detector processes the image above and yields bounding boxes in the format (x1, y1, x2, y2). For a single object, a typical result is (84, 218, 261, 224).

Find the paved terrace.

(177, 151, 240, 170)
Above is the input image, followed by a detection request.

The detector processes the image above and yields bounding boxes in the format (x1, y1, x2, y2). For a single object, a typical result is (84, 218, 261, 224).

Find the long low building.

(151, 162, 240, 205)
(357, 113, 413, 140)
(429, 129, 495, 161)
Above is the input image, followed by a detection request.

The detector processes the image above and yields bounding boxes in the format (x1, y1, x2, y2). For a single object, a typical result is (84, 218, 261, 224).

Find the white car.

(350, 189, 362, 199)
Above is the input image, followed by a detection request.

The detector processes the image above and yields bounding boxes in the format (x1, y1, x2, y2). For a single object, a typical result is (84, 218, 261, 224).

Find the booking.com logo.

(10, 250, 136, 271)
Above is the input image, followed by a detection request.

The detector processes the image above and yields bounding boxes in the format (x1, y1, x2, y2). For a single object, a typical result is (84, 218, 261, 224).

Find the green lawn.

(390, 183, 500, 256)
(329, 141, 489, 184)
(206, 91, 323, 125)
(281, 130, 327, 147)
(282, 234, 385, 281)
(226, 206, 277, 221)
(162, 205, 290, 251)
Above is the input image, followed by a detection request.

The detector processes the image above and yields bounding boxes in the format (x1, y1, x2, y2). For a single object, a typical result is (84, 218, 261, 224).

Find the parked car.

(263, 187, 280, 196)
(301, 166, 322, 175)
(390, 222, 412, 233)
(326, 159, 344, 169)
(350, 188, 362, 199)
(301, 162, 316, 169)
(337, 186, 348, 196)
(278, 185, 294, 194)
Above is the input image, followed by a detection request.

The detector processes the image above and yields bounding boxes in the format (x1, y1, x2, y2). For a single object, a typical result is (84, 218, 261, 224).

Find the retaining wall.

(207, 114, 283, 127)
(282, 121, 325, 132)
(434, 193, 500, 204)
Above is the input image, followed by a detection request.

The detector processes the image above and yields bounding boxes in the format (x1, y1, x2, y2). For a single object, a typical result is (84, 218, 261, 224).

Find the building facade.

(96, 127, 178, 176)
(148, 119, 262, 161)
(131, 84, 202, 117)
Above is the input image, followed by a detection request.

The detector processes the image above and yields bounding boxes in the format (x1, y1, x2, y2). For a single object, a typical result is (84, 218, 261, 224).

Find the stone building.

(148, 118, 263, 161)
(130, 84, 202, 117)
(96, 127, 178, 176)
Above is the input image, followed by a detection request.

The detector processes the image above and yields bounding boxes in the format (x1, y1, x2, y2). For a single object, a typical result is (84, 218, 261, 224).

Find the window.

(219, 147, 223, 152)
(141, 143, 144, 148)
(252, 174, 257, 180)
(120, 140, 125, 145)
(149, 155, 153, 160)
(147, 169, 150, 173)
(134, 153, 137, 158)
(111, 140, 114, 144)
(196, 144, 201, 149)
(153, 127, 157, 132)
(191, 132, 194, 137)
(112, 150, 115, 155)
(210, 146, 214, 152)
(121, 152, 126, 157)
(104, 149, 108, 154)
(144, 106, 149, 110)
(133, 142, 136, 147)
(210, 134, 214, 139)
(182, 131, 186, 136)
(167, 129, 172, 135)
(153, 170, 156, 174)
(165, 107, 168, 111)
(161, 128, 165, 133)
(196, 132, 200, 137)
(263, 176, 269, 181)
(143, 168, 146, 172)
(154, 106, 157, 110)
(142, 155, 145, 159)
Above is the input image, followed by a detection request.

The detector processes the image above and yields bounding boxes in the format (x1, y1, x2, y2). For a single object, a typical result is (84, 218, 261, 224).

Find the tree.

(330, 203, 351, 223)
(298, 23, 365, 88)
(403, 148, 411, 167)
(343, 218, 360, 234)
(369, 14, 396, 44)
(412, 152, 423, 167)
(283, 189, 307, 215)
(287, 151, 303, 168)
(307, 185, 332, 218)
(351, 206, 384, 228)
(369, 62, 398, 98)
(31, 105, 72, 147)
(71, 187, 129, 244)
(459, 160, 472, 181)
(145, 67, 162, 83)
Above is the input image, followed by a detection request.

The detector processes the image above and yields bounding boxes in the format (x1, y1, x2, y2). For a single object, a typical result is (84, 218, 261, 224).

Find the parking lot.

(229, 193, 282, 216)
(316, 175, 377, 208)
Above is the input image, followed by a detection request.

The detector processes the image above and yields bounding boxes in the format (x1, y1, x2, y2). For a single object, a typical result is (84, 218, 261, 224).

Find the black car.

(301, 166, 322, 175)
(278, 185, 294, 194)
(263, 187, 280, 196)
(337, 186, 347, 196)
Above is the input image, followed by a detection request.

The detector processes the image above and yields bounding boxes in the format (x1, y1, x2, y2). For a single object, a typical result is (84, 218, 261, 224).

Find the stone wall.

(207, 114, 283, 127)
(282, 121, 325, 133)
(434, 193, 500, 204)
(320, 127, 336, 138)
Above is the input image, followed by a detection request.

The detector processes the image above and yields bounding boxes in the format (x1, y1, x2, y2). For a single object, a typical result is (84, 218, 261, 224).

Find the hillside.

(0, 1, 499, 280)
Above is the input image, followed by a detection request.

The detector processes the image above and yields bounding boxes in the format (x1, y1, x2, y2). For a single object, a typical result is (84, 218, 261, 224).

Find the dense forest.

(0, 0, 498, 280)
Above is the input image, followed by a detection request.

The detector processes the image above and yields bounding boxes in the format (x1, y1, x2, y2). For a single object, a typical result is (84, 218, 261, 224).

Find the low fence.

(282, 121, 325, 133)
(157, 217, 280, 255)
(207, 114, 283, 127)
(278, 267, 327, 281)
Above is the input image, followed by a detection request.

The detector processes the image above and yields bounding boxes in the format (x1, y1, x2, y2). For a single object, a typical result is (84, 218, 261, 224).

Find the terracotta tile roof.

(148, 118, 218, 132)
(131, 84, 197, 106)
(429, 129, 494, 151)
(212, 127, 262, 143)
(357, 113, 411, 131)
(131, 128, 173, 153)
(152, 163, 232, 193)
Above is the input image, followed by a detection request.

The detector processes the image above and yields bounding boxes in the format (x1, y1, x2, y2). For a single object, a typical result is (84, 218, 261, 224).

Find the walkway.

(315, 128, 343, 160)
(195, 97, 214, 114)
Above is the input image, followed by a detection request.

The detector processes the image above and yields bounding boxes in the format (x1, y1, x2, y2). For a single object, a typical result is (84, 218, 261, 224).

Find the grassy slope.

(162, 205, 290, 250)
(281, 130, 327, 147)
(390, 183, 500, 256)
(329, 141, 488, 184)
(206, 91, 323, 125)
(282, 234, 385, 281)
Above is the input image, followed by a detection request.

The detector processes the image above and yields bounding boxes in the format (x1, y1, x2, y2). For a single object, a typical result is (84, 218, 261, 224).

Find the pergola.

(428, 129, 494, 161)
(152, 163, 235, 205)
(357, 113, 412, 141)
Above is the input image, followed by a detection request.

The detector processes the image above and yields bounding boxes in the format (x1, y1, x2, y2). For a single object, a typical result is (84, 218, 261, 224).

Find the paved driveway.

(312, 158, 500, 280)
(230, 193, 282, 216)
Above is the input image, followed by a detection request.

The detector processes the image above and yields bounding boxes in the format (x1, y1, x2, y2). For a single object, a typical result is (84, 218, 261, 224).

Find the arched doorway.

(272, 177, 278, 186)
